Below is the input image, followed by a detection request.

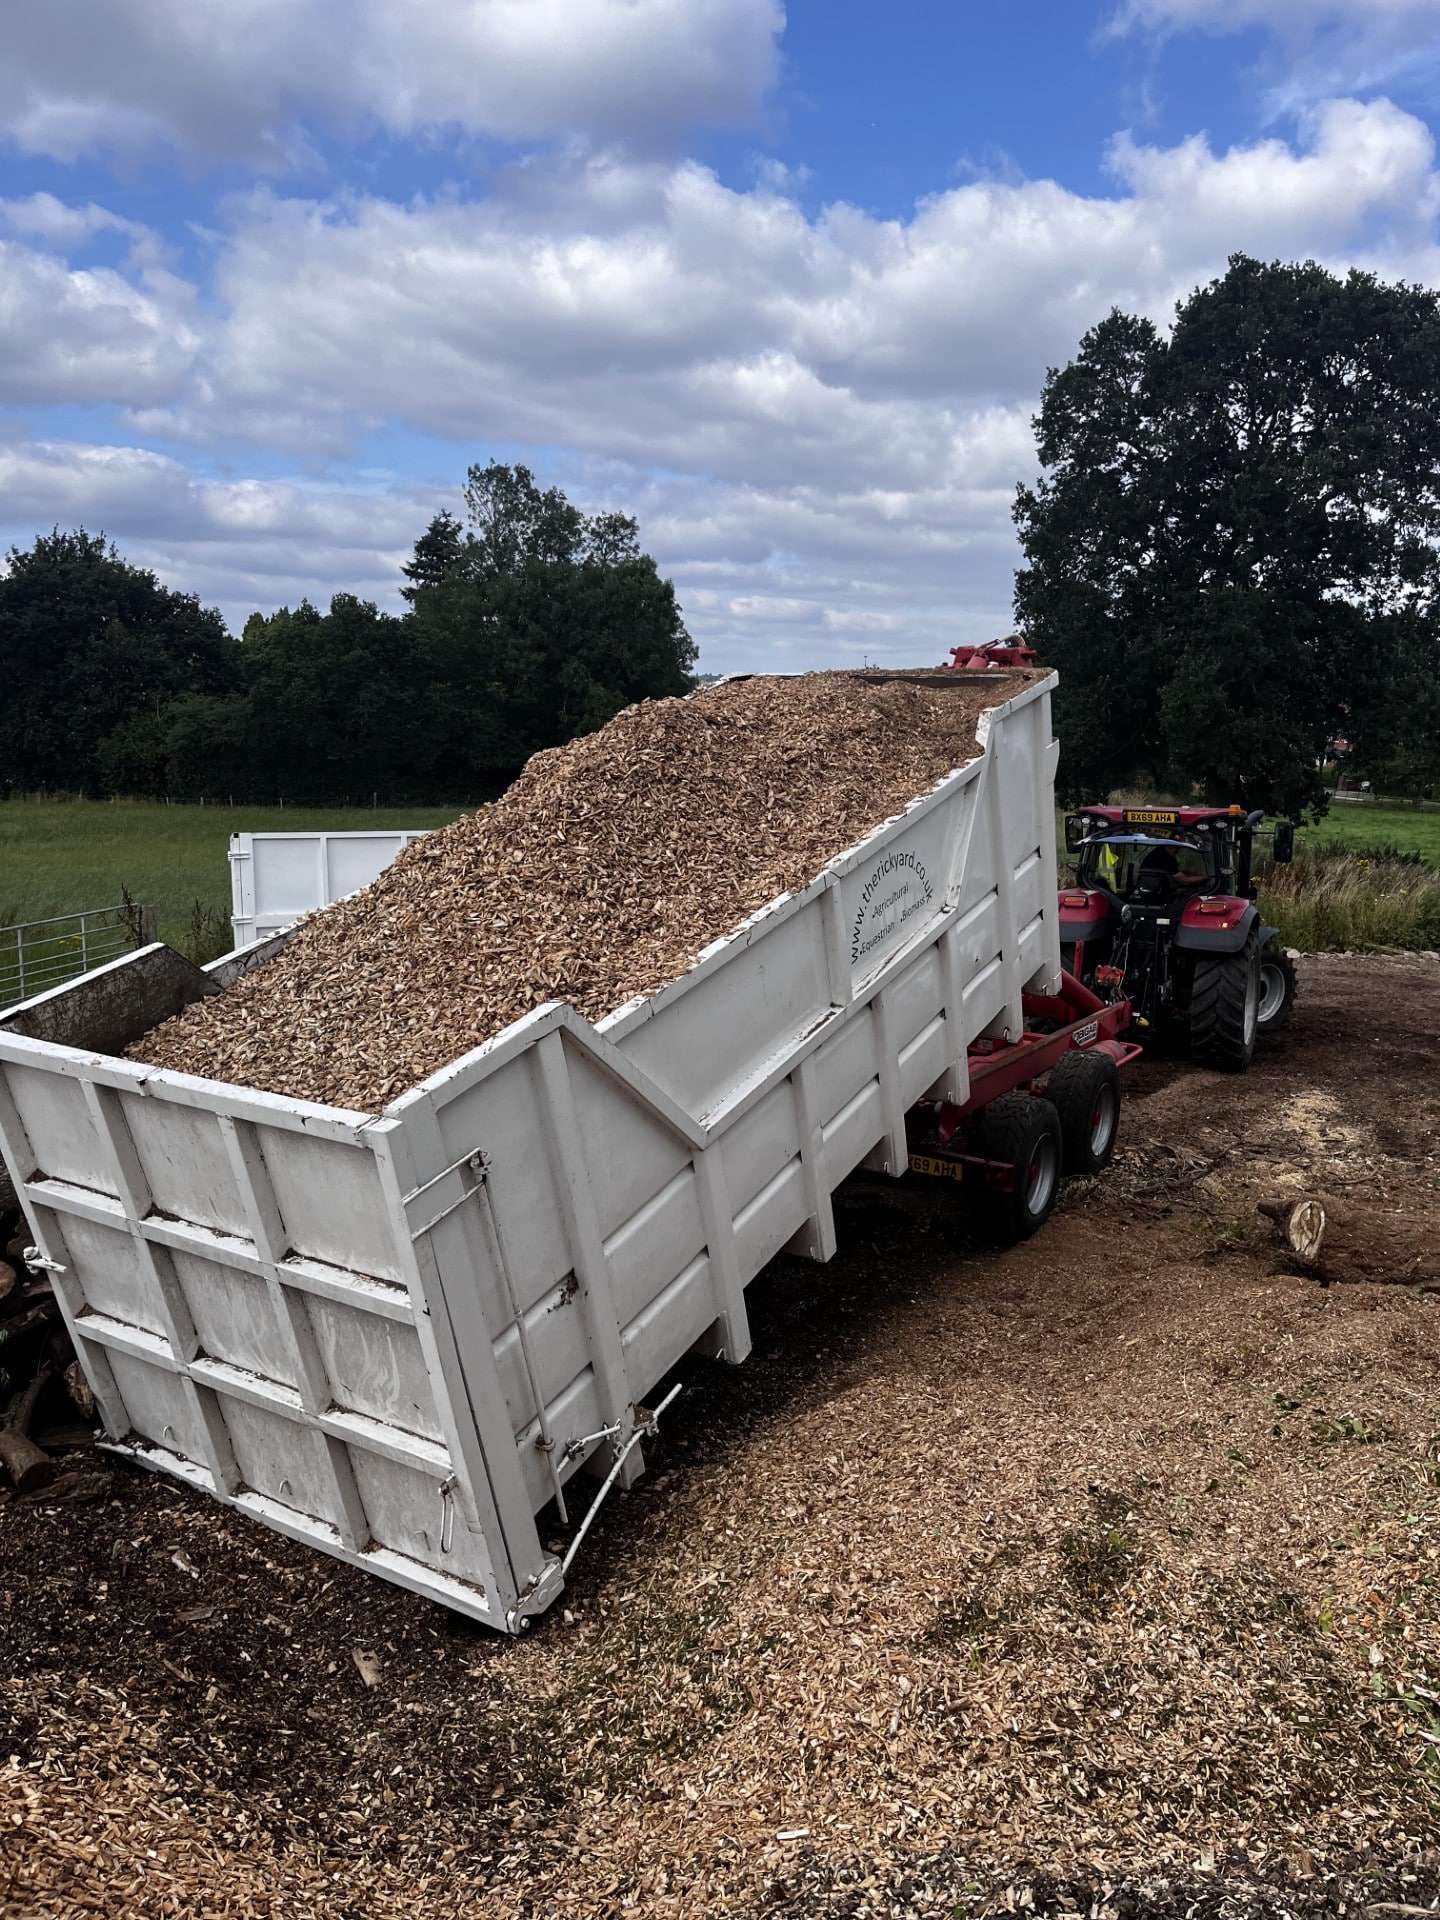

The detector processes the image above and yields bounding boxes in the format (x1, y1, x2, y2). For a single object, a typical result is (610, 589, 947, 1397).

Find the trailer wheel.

(976, 1092, 1063, 1243)
(1045, 1050, 1121, 1176)
(1189, 928, 1259, 1073)
(1257, 939, 1297, 1034)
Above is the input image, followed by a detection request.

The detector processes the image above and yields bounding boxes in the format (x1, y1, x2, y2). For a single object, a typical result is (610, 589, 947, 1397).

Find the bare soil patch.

(6, 955, 1440, 1917)
(128, 672, 1021, 1112)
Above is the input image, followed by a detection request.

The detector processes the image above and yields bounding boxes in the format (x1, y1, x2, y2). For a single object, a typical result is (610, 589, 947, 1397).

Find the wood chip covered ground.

(6, 956, 1439, 1918)
(130, 672, 1026, 1113)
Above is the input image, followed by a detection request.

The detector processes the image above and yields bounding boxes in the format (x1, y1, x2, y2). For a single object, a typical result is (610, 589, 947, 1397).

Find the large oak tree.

(1014, 256, 1440, 814)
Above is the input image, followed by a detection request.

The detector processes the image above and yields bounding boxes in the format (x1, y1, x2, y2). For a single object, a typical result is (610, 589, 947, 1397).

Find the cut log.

(0, 1261, 16, 1305)
(1258, 1195, 1327, 1266)
(0, 1364, 57, 1494)
(0, 1426, 57, 1494)
(1258, 1191, 1440, 1288)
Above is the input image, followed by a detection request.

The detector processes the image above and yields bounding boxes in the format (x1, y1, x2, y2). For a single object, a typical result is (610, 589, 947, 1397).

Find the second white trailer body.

(0, 675, 1060, 1630)
(229, 830, 430, 947)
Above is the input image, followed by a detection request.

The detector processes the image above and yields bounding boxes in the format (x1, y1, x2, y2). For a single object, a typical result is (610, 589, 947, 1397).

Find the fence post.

(139, 906, 158, 946)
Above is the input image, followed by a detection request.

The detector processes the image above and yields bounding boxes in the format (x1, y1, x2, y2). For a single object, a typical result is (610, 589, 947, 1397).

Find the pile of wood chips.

(132, 672, 1026, 1112)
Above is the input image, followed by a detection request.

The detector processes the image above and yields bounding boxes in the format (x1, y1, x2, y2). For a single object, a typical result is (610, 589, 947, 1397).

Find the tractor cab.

(1057, 804, 1297, 1070)
(1074, 832, 1213, 906)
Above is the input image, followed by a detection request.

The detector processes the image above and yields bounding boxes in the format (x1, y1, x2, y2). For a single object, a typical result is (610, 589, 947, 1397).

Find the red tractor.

(1058, 804, 1298, 1072)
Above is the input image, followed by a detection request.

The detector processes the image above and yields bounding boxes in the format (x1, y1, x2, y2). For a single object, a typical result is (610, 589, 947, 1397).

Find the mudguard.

(1174, 897, 1259, 954)
(1057, 887, 1112, 945)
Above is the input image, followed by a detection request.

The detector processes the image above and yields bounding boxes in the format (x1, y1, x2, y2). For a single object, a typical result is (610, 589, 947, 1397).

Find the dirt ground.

(4, 955, 1439, 1919)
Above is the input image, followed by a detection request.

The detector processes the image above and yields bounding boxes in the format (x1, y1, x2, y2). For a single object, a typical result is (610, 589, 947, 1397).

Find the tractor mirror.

(1273, 820, 1295, 864)
(1063, 814, 1087, 853)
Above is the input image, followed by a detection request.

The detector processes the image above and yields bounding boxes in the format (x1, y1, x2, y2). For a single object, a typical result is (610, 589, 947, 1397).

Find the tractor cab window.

(1078, 836, 1211, 901)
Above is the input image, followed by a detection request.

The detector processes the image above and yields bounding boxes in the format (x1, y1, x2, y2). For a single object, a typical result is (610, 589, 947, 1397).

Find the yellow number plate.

(908, 1153, 963, 1183)
(1124, 808, 1179, 827)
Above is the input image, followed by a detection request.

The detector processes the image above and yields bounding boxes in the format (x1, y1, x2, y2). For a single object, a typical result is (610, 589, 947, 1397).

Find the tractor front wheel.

(1190, 930, 1259, 1073)
(1257, 939, 1297, 1034)
(975, 1092, 1063, 1243)
(1046, 1049, 1121, 1175)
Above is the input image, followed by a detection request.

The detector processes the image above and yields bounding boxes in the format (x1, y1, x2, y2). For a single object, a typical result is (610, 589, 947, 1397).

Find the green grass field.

(0, 798, 471, 955)
(1293, 796, 1440, 864)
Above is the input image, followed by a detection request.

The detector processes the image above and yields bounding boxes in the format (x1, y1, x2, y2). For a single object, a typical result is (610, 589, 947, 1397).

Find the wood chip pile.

(131, 672, 1026, 1112)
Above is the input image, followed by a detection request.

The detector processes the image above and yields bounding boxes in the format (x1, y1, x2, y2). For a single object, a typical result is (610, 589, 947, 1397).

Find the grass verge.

(1259, 842, 1440, 952)
(1300, 798, 1440, 865)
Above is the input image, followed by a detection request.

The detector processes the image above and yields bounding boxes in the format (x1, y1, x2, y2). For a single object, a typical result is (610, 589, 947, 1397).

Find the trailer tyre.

(1257, 939, 1297, 1034)
(976, 1092, 1063, 1243)
(1045, 1050, 1121, 1176)
(1189, 928, 1260, 1073)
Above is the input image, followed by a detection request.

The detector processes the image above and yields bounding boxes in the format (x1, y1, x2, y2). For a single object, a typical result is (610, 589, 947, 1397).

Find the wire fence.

(0, 903, 157, 1012)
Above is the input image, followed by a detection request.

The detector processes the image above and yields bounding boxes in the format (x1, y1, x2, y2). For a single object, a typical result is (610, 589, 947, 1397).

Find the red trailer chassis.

(904, 969, 1141, 1223)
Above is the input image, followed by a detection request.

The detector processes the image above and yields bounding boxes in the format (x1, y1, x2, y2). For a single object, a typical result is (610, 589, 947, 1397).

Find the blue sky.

(2, 0, 1439, 670)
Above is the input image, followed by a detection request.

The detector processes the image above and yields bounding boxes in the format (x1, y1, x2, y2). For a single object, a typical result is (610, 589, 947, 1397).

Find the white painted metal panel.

(0, 1036, 523, 1628)
(0, 674, 1061, 1631)
(229, 830, 431, 948)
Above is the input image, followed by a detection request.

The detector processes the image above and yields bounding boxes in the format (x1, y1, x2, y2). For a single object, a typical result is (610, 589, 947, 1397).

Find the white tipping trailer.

(0, 674, 1061, 1631)
(229, 829, 431, 948)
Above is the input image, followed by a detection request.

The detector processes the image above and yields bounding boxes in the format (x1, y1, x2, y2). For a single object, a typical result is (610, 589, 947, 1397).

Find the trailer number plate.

(908, 1153, 963, 1183)
(1124, 808, 1178, 827)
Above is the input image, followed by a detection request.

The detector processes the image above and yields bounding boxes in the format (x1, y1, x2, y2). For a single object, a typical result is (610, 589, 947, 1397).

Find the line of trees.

(1015, 255, 1440, 816)
(0, 465, 697, 804)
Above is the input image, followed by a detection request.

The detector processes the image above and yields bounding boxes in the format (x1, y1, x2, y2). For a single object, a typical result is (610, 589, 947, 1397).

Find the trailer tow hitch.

(559, 1381, 684, 1579)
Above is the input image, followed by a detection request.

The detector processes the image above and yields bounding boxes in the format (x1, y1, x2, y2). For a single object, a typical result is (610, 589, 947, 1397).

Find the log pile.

(131, 671, 1028, 1112)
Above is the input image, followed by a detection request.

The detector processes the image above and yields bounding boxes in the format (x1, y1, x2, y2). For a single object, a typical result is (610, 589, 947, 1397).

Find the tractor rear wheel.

(975, 1092, 1063, 1242)
(1046, 1050, 1121, 1175)
(1257, 938, 1297, 1033)
(1190, 929, 1260, 1073)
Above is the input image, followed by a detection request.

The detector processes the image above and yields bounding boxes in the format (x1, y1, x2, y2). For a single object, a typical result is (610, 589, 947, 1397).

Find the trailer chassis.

(905, 969, 1141, 1226)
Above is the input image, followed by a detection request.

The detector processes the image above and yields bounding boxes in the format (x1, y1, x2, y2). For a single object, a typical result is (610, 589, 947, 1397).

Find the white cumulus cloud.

(0, 211, 199, 410)
(190, 100, 1438, 461)
(0, 0, 784, 164)
(0, 438, 435, 625)
(1111, 0, 1440, 111)
(2, 99, 1439, 668)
